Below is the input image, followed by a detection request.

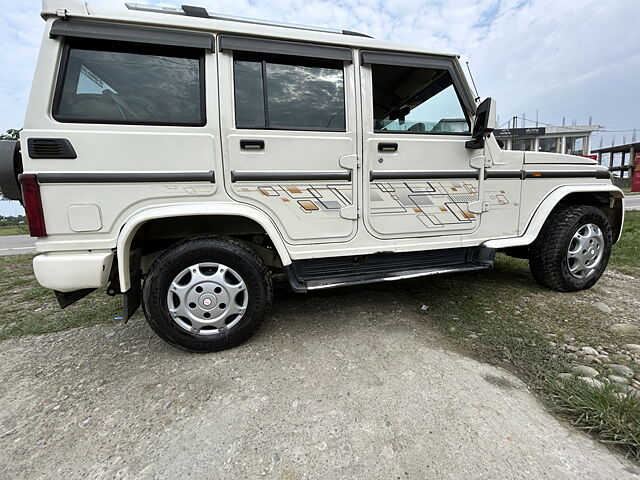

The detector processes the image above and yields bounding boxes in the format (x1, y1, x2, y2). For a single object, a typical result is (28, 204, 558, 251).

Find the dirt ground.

(0, 281, 638, 480)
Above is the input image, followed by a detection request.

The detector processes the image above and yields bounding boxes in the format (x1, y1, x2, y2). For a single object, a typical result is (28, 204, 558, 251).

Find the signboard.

(494, 127, 545, 138)
(633, 153, 640, 193)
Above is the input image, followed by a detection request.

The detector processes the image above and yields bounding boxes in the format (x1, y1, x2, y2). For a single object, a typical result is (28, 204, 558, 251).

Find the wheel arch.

(484, 185, 624, 250)
(116, 203, 292, 292)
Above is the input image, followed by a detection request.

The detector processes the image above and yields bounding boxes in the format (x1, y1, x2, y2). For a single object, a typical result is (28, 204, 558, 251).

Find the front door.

(217, 37, 358, 245)
(360, 51, 482, 239)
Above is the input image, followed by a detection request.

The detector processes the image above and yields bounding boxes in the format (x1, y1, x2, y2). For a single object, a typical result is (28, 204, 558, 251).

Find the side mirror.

(466, 97, 496, 149)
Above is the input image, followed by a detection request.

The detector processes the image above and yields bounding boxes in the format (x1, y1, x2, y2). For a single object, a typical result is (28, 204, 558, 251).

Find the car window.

(54, 39, 205, 126)
(233, 52, 345, 131)
(371, 63, 469, 134)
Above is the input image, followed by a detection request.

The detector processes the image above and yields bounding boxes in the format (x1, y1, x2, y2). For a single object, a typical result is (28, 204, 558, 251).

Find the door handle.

(240, 139, 265, 150)
(378, 142, 398, 152)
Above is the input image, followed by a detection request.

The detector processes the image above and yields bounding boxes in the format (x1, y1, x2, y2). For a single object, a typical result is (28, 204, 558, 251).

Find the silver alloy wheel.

(166, 262, 248, 335)
(566, 223, 604, 279)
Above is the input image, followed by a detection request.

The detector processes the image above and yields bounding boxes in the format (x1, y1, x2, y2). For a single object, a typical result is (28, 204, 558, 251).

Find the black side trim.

(523, 170, 610, 179)
(485, 170, 523, 179)
(27, 138, 77, 159)
(231, 171, 351, 182)
(370, 170, 479, 181)
(54, 288, 96, 309)
(50, 18, 214, 49)
(38, 171, 215, 184)
(219, 34, 353, 61)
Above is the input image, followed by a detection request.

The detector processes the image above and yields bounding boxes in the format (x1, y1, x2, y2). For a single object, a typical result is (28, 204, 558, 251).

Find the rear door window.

(53, 39, 205, 126)
(233, 52, 345, 131)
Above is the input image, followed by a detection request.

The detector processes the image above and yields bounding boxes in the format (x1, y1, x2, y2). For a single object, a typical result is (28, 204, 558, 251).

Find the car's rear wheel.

(528, 205, 612, 292)
(142, 236, 272, 352)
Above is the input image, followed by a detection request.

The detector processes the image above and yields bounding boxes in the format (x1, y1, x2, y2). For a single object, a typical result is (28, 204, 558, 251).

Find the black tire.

(142, 236, 272, 352)
(528, 205, 612, 292)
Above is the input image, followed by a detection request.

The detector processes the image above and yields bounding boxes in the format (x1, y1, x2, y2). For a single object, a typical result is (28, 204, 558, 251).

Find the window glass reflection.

(233, 54, 345, 131)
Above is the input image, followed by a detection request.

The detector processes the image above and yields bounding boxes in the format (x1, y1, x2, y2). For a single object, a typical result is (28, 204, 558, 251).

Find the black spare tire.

(0, 140, 23, 201)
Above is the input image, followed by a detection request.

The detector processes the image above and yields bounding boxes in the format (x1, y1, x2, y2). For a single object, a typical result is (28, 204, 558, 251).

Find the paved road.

(0, 235, 35, 256)
(626, 194, 640, 210)
(0, 284, 636, 479)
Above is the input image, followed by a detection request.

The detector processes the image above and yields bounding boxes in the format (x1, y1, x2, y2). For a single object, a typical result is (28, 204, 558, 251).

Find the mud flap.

(54, 288, 96, 309)
(122, 275, 141, 323)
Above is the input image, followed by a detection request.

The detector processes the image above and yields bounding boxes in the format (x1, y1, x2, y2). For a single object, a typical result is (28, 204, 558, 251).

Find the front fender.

(116, 202, 292, 292)
(483, 184, 624, 249)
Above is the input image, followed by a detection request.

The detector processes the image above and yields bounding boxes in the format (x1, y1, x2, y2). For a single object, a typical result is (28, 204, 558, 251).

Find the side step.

(284, 247, 496, 292)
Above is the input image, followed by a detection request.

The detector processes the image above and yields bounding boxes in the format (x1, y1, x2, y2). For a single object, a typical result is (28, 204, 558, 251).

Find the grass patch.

(0, 225, 28, 236)
(546, 380, 640, 455)
(0, 254, 120, 340)
(610, 210, 640, 275)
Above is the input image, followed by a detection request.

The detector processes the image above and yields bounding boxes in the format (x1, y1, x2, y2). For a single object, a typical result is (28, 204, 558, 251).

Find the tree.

(0, 128, 21, 140)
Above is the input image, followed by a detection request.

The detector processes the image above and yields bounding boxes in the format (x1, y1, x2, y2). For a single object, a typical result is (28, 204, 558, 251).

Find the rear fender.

(116, 203, 292, 292)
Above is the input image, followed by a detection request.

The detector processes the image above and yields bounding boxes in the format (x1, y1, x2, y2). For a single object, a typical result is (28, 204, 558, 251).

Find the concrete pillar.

(621, 152, 626, 178)
(561, 136, 567, 154)
(597, 152, 602, 165)
(584, 135, 590, 155)
(533, 137, 539, 152)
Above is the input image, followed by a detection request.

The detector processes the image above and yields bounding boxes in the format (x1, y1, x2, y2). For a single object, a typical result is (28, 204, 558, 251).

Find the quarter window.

(53, 39, 205, 126)
(233, 53, 345, 131)
(371, 63, 469, 134)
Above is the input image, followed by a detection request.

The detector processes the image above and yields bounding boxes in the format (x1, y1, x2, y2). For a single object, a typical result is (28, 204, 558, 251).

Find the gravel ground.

(0, 284, 638, 480)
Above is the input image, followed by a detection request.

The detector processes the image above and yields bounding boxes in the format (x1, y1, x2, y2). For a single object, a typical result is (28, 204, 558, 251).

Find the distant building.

(494, 125, 600, 155)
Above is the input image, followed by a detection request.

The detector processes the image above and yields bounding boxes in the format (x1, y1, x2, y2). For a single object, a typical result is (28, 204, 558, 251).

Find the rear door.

(359, 51, 482, 239)
(217, 36, 358, 244)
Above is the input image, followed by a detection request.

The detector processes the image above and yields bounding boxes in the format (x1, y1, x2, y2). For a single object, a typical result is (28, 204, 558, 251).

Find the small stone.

(421, 305, 429, 311)
(622, 344, 640, 353)
(611, 353, 632, 362)
(468, 334, 478, 339)
(557, 373, 574, 380)
(608, 324, 639, 335)
(576, 351, 586, 357)
(566, 353, 578, 360)
(613, 392, 627, 400)
(629, 390, 640, 401)
(594, 301, 612, 314)
(105, 331, 115, 339)
(607, 375, 629, 384)
(614, 383, 632, 394)
(571, 365, 599, 378)
(564, 345, 578, 353)
(577, 376, 604, 388)
(609, 364, 635, 378)
(635, 374, 640, 382)
(581, 346, 599, 356)
(596, 355, 611, 363)
(449, 326, 456, 332)
(563, 334, 575, 343)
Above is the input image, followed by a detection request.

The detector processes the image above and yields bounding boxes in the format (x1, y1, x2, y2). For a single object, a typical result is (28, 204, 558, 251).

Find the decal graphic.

(370, 181, 510, 229)
(234, 184, 353, 218)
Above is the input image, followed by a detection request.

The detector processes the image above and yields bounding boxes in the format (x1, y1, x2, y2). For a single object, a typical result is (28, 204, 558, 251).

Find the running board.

(284, 247, 495, 293)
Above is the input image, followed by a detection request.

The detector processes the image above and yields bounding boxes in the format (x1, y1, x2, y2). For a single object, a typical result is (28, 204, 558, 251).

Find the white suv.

(0, 0, 624, 352)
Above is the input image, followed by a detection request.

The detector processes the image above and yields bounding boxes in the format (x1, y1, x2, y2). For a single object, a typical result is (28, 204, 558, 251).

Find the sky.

(1, 0, 639, 215)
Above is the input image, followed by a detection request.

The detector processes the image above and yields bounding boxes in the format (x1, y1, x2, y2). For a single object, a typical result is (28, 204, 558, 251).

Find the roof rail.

(124, 3, 372, 38)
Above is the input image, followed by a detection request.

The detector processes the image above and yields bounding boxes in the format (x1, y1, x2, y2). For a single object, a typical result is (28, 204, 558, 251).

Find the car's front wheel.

(528, 205, 612, 292)
(142, 237, 272, 352)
